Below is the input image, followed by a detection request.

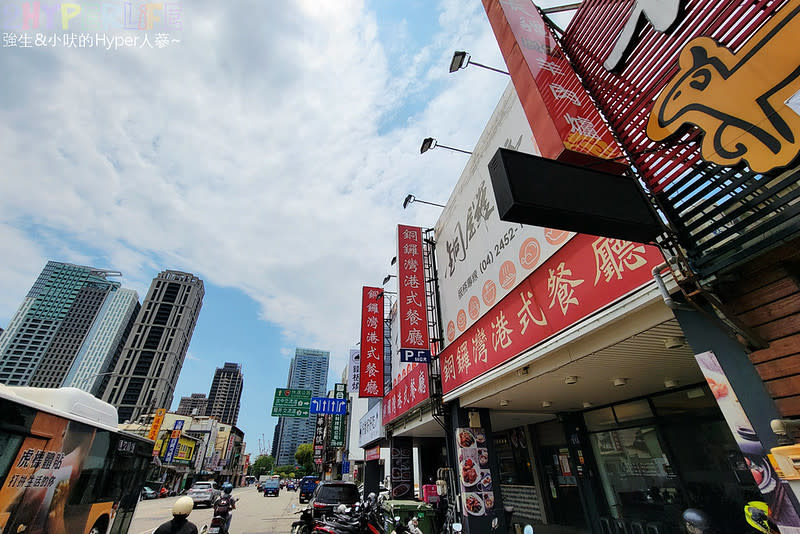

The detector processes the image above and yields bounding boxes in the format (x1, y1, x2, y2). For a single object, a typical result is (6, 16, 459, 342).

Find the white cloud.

(0, 0, 510, 376)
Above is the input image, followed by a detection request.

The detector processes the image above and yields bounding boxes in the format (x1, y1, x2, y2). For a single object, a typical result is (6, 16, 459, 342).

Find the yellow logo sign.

(647, 0, 800, 173)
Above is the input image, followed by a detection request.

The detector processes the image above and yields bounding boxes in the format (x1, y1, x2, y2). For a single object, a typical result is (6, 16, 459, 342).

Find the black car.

(308, 481, 360, 519)
(263, 480, 280, 497)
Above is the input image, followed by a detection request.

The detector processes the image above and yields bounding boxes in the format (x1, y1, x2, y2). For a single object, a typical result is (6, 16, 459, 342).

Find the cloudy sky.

(0, 0, 572, 456)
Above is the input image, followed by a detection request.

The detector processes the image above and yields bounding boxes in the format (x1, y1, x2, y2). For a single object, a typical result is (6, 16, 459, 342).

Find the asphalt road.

(128, 486, 302, 534)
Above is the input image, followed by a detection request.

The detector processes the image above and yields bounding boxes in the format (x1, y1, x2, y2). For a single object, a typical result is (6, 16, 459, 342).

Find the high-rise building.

(206, 362, 243, 426)
(0, 261, 123, 387)
(177, 393, 209, 416)
(275, 347, 329, 466)
(102, 270, 204, 423)
(62, 288, 140, 395)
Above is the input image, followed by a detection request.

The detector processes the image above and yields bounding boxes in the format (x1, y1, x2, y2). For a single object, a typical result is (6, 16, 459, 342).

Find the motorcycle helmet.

(222, 482, 233, 494)
(173, 496, 194, 517)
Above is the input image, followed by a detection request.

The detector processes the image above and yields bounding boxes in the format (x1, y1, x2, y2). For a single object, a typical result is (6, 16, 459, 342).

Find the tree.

(248, 454, 274, 477)
(295, 443, 314, 472)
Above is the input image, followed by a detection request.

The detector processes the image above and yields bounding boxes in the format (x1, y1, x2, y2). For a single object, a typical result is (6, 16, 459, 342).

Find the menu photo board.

(390, 437, 414, 500)
(455, 428, 495, 518)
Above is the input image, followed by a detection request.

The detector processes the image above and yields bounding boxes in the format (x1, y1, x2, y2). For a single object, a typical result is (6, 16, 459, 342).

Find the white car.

(186, 481, 221, 507)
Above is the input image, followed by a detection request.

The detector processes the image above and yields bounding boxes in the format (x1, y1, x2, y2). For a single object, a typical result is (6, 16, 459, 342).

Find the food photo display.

(455, 427, 494, 517)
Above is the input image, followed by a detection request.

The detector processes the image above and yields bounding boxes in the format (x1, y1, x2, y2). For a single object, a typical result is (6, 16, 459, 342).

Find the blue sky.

(0, 0, 573, 456)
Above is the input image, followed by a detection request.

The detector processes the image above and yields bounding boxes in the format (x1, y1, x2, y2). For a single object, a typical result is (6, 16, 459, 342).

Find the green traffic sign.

(271, 406, 310, 417)
(274, 388, 312, 400)
(272, 389, 312, 418)
(273, 398, 311, 408)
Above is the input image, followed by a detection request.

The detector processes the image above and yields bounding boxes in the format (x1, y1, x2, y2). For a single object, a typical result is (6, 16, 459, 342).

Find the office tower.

(275, 347, 329, 466)
(102, 270, 204, 423)
(271, 420, 282, 458)
(0, 261, 122, 387)
(62, 288, 140, 395)
(206, 362, 243, 426)
(177, 393, 209, 416)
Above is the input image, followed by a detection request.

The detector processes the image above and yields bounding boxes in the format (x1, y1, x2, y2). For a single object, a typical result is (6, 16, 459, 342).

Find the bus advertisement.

(0, 385, 154, 534)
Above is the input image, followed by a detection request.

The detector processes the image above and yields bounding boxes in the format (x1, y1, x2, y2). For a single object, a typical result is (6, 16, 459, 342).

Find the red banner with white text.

(383, 363, 430, 424)
(359, 286, 384, 397)
(441, 234, 664, 394)
(397, 225, 431, 362)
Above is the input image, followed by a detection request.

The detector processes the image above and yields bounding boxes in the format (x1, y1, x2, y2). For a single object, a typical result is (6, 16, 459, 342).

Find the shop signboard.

(358, 401, 384, 448)
(348, 349, 360, 392)
(440, 234, 664, 394)
(172, 436, 196, 465)
(434, 84, 576, 349)
(163, 419, 185, 464)
(383, 364, 429, 425)
(695, 351, 800, 530)
(365, 446, 381, 462)
(481, 0, 625, 172)
(455, 428, 494, 519)
(330, 383, 347, 448)
(397, 225, 431, 363)
(359, 286, 384, 397)
(147, 408, 166, 441)
(271, 388, 311, 417)
(313, 414, 326, 461)
(390, 437, 414, 500)
(342, 460, 350, 474)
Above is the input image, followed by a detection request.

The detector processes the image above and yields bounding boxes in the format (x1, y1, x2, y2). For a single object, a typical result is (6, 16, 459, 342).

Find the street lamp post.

(419, 138, 472, 156)
(449, 51, 509, 75)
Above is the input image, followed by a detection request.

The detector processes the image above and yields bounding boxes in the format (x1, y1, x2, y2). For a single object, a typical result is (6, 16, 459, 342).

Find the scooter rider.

(154, 496, 199, 534)
(213, 482, 236, 533)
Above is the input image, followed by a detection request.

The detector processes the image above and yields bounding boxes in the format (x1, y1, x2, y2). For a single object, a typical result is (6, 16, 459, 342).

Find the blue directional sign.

(400, 348, 431, 363)
(310, 397, 348, 415)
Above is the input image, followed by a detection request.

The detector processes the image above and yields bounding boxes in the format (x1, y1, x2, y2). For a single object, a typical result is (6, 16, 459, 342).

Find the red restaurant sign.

(397, 225, 431, 362)
(383, 363, 430, 424)
(441, 233, 664, 394)
(359, 286, 384, 397)
(482, 0, 626, 173)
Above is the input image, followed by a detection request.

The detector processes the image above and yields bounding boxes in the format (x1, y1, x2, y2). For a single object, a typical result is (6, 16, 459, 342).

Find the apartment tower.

(176, 392, 209, 417)
(102, 270, 204, 423)
(275, 347, 329, 466)
(207, 362, 243, 426)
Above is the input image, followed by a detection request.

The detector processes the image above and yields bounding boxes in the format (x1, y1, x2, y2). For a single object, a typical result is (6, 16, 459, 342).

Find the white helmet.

(172, 496, 194, 517)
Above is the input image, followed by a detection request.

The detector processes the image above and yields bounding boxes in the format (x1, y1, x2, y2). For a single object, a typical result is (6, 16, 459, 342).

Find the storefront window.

(590, 426, 680, 521)
(493, 427, 534, 485)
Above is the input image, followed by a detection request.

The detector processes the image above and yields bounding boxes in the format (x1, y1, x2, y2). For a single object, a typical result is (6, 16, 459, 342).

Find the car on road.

(263, 480, 280, 497)
(309, 481, 360, 520)
(287, 481, 296, 491)
(141, 486, 158, 500)
(186, 481, 221, 507)
(298, 476, 320, 503)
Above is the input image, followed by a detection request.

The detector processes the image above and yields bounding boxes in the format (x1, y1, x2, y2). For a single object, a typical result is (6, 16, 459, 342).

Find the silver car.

(186, 481, 221, 507)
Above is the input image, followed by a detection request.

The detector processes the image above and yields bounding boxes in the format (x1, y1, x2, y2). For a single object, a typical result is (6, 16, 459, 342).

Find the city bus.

(0, 385, 154, 534)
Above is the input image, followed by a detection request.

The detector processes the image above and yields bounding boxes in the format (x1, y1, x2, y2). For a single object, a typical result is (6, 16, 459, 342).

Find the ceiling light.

(664, 336, 686, 350)
(499, 400, 509, 407)
(541, 401, 552, 408)
(613, 378, 627, 387)
(565, 376, 578, 385)
(664, 379, 679, 389)
(582, 401, 593, 408)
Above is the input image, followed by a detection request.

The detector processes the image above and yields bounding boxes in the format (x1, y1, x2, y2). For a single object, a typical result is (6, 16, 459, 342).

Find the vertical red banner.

(359, 286, 384, 397)
(397, 225, 431, 362)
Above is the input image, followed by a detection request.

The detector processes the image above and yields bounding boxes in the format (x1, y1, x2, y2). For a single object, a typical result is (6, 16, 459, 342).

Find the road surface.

(129, 486, 302, 534)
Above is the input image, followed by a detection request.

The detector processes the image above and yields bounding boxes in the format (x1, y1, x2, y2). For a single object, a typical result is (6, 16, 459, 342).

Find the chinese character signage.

(456, 428, 494, 518)
(359, 401, 384, 448)
(272, 388, 311, 417)
(440, 234, 664, 394)
(434, 86, 576, 349)
(313, 414, 326, 461)
(482, 0, 625, 173)
(148, 408, 166, 441)
(397, 225, 431, 362)
(330, 383, 347, 448)
(164, 419, 185, 464)
(359, 286, 384, 397)
(383, 363, 430, 424)
(348, 349, 360, 392)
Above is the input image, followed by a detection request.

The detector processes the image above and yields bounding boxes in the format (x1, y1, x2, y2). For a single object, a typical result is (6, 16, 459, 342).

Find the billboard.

(440, 234, 664, 394)
(147, 408, 166, 441)
(397, 225, 431, 363)
(383, 363, 430, 424)
(358, 401, 384, 448)
(434, 83, 575, 348)
(330, 383, 347, 448)
(359, 286, 384, 397)
(348, 349, 360, 392)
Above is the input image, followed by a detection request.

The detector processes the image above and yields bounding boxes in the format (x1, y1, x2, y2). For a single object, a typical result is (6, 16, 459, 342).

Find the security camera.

(771, 418, 800, 436)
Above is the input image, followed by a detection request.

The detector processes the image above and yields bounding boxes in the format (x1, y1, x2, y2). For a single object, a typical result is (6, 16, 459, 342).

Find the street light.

(403, 194, 445, 209)
(420, 138, 472, 155)
(449, 51, 509, 75)
(382, 274, 396, 286)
